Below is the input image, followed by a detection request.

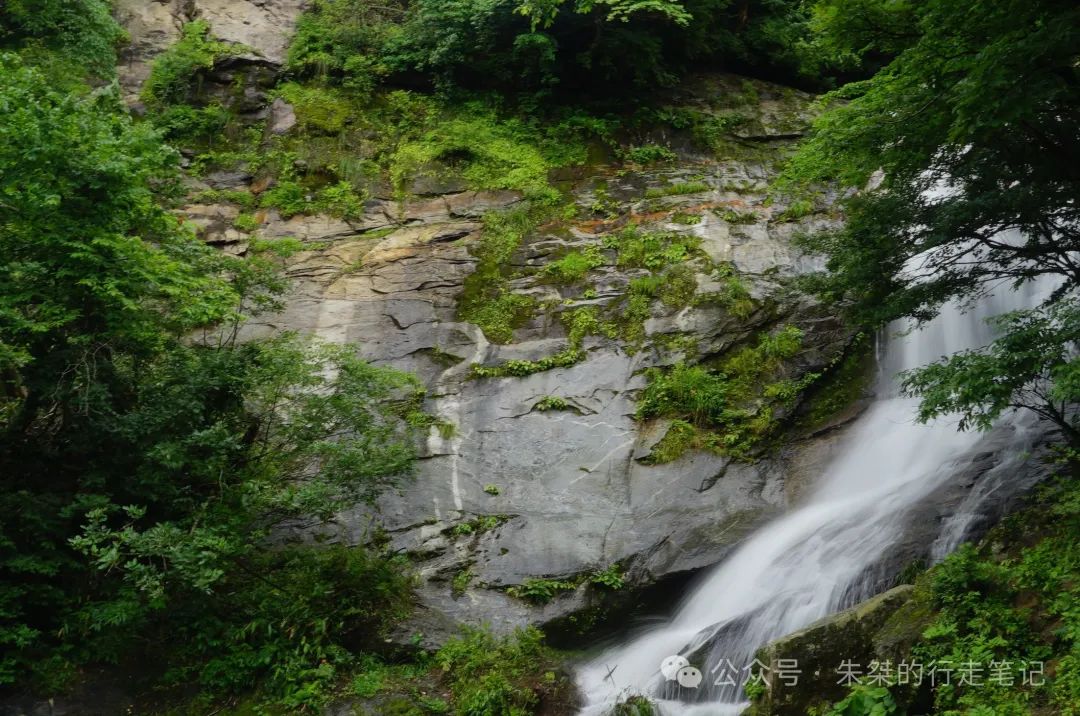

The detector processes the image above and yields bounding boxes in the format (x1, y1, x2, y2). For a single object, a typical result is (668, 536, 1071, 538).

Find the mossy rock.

(873, 576, 936, 663)
(751, 585, 914, 716)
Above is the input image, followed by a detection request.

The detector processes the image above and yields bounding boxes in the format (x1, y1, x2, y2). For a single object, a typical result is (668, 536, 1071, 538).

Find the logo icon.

(660, 655, 702, 688)
(660, 655, 689, 680)
(677, 666, 703, 688)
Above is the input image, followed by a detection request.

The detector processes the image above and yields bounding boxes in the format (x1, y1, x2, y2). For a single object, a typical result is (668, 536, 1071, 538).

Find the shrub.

(141, 20, 236, 107)
(621, 144, 677, 165)
(534, 396, 570, 412)
(278, 82, 354, 135)
(458, 204, 552, 344)
(605, 225, 701, 270)
(260, 178, 311, 218)
(507, 578, 577, 604)
(390, 112, 559, 201)
(637, 326, 812, 460)
(590, 564, 625, 590)
(436, 627, 557, 715)
(316, 180, 368, 220)
(233, 213, 260, 232)
(541, 246, 605, 283)
(152, 103, 232, 144)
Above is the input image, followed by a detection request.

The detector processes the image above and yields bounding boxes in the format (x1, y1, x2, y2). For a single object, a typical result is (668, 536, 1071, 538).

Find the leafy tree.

(516, 0, 694, 29)
(0, 0, 124, 83)
(286, 0, 820, 96)
(0, 54, 422, 704)
(786, 0, 1080, 440)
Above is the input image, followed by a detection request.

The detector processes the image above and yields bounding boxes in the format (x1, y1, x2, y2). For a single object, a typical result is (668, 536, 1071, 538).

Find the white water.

(576, 280, 1048, 715)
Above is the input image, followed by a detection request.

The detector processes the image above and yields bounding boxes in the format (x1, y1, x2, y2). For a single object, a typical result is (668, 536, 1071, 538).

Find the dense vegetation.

(785, 0, 1080, 444)
(285, 0, 820, 98)
(2, 0, 1079, 714)
(0, 3, 435, 710)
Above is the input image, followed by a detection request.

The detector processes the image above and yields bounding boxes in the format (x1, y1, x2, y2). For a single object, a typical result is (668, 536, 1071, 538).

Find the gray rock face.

(217, 160, 861, 641)
(111, 0, 921, 645)
(113, 0, 306, 98)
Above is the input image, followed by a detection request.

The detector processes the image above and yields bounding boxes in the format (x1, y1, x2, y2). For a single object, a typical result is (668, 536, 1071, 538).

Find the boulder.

(752, 586, 916, 716)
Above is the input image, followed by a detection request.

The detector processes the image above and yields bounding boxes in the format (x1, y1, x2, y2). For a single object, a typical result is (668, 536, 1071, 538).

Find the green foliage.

(435, 627, 560, 715)
(452, 568, 473, 596)
(608, 694, 656, 716)
(471, 347, 584, 379)
(458, 204, 551, 344)
(716, 207, 757, 224)
(644, 180, 710, 199)
(278, 82, 355, 135)
(482, 483, 501, 495)
(562, 306, 618, 346)
(637, 326, 812, 460)
(776, 197, 814, 221)
(0, 0, 125, 84)
(604, 225, 702, 270)
(152, 102, 234, 145)
(823, 477, 1080, 715)
(541, 246, 605, 283)
(823, 685, 898, 716)
(0, 57, 423, 708)
(315, 180, 369, 220)
(590, 564, 625, 590)
(507, 578, 577, 604)
(620, 143, 678, 165)
(703, 262, 755, 318)
(627, 267, 697, 310)
(286, 0, 823, 100)
(901, 301, 1080, 444)
(0, 54, 235, 410)
(192, 188, 259, 209)
(141, 20, 237, 108)
(233, 213, 260, 233)
(798, 334, 872, 429)
(390, 111, 561, 201)
(787, 0, 1080, 445)
(534, 396, 571, 412)
(260, 177, 311, 218)
(643, 418, 698, 464)
(670, 211, 702, 225)
(912, 506, 1078, 714)
(452, 515, 508, 536)
(284, 0, 400, 84)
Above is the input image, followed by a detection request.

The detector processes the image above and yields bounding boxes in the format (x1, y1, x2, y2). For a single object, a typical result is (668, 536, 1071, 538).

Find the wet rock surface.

(751, 586, 916, 716)
(212, 159, 862, 641)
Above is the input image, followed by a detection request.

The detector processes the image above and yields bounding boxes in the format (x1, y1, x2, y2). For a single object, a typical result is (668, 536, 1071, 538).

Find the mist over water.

(576, 279, 1049, 715)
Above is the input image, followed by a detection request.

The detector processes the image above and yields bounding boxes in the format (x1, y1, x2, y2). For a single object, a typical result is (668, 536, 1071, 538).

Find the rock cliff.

(113, 0, 1032, 650)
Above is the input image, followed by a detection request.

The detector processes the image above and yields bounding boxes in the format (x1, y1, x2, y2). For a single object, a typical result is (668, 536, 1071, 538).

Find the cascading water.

(576, 279, 1050, 716)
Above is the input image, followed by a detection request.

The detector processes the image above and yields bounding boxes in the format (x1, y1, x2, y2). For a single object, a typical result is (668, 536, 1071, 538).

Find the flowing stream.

(576, 280, 1048, 715)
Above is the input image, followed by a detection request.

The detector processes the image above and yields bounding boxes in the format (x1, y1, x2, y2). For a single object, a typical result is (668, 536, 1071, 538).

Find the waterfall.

(575, 278, 1050, 715)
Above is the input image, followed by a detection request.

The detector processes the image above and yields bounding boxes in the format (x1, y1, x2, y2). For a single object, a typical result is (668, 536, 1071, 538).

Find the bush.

(436, 627, 559, 716)
(390, 112, 559, 201)
(637, 326, 813, 460)
(541, 246, 605, 283)
(141, 20, 237, 107)
(278, 82, 355, 134)
(620, 144, 677, 165)
(260, 177, 311, 218)
(0, 0, 125, 83)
